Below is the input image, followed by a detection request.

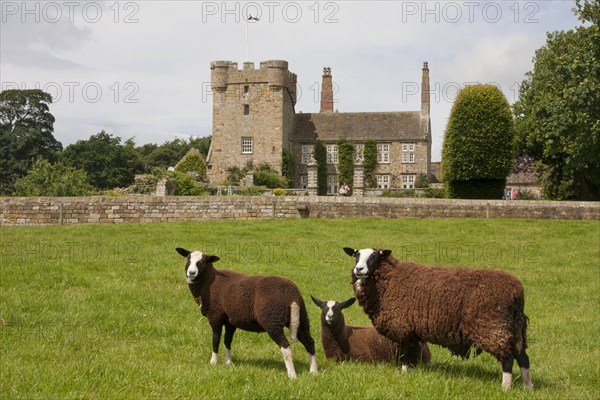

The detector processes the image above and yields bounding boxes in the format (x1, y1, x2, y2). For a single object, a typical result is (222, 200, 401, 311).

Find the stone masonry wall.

(1, 196, 598, 226)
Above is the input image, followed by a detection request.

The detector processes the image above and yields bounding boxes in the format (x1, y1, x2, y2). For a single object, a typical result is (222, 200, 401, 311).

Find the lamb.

(176, 247, 318, 379)
(311, 295, 431, 365)
(344, 247, 532, 391)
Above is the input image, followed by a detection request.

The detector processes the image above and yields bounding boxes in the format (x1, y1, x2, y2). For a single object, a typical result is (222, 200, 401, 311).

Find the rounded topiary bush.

(442, 84, 515, 199)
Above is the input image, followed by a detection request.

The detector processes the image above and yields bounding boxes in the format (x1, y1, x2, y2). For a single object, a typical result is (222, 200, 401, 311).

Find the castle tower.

(320, 67, 334, 113)
(206, 60, 297, 184)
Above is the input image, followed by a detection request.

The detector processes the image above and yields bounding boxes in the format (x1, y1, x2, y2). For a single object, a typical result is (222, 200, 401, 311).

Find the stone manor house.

(206, 60, 432, 194)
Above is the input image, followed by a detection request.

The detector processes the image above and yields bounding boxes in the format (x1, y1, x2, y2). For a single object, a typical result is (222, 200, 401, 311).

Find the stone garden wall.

(1, 196, 598, 226)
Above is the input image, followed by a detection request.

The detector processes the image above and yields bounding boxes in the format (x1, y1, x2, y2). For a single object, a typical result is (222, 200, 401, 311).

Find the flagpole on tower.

(245, 14, 259, 61)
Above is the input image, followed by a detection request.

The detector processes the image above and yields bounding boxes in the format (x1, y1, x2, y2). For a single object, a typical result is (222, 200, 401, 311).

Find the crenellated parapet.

(210, 59, 297, 102)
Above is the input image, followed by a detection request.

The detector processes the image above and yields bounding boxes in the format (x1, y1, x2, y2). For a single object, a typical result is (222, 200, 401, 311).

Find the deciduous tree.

(13, 158, 92, 196)
(0, 89, 62, 194)
(61, 131, 140, 189)
(513, 0, 599, 200)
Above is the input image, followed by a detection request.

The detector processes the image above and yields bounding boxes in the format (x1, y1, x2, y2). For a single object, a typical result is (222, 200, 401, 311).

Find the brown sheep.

(344, 247, 532, 391)
(176, 247, 318, 378)
(311, 296, 431, 366)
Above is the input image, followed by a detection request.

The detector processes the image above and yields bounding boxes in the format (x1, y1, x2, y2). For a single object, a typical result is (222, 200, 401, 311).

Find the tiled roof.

(292, 111, 425, 142)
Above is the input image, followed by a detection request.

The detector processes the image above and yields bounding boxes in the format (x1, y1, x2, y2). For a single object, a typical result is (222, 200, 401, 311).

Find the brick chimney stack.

(421, 61, 430, 118)
(320, 67, 334, 113)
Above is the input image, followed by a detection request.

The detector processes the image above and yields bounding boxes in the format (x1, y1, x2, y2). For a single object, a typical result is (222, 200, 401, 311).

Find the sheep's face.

(311, 296, 356, 326)
(176, 248, 220, 284)
(344, 247, 392, 280)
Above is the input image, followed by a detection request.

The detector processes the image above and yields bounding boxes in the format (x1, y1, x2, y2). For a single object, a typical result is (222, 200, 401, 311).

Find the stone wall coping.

(1, 195, 598, 227)
(1, 195, 598, 208)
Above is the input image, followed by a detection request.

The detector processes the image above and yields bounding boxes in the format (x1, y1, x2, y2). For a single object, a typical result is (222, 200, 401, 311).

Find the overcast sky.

(1, 0, 581, 161)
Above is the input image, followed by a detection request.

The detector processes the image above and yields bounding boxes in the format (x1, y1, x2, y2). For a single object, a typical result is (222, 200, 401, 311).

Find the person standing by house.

(339, 183, 350, 196)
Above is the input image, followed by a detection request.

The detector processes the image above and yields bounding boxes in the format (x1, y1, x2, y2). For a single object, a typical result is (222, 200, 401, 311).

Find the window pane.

(402, 143, 415, 164)
(327, 144, 338, 164)
(301, 145, 313, 164)
(377, 143, 389, 163)
(242, 137, 252, 154)
(401, 175, 415, 189)
(376, 175, 390, 189)
(327, 175, 339, 195)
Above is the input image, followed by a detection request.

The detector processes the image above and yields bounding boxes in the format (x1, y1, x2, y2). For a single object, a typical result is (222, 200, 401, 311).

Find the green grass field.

(1, 218, 598, 399)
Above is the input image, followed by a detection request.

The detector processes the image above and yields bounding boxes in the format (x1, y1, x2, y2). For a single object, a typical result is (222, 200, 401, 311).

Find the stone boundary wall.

(1, 196, 598, 226)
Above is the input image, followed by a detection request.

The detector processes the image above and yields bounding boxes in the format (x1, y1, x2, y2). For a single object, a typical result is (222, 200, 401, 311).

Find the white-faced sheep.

(176, 247, 318, 379)
(344, 247, 532, 391)
(311, 295, 431, 365)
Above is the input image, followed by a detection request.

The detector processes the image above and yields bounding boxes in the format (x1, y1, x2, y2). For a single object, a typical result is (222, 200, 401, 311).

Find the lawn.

(1, 218, 598, 399)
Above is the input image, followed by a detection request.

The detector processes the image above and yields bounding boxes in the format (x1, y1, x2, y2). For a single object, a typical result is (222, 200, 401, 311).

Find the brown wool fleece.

(189, 267, 312, 340)
(314, 297, 431, 366)
(353, 257, 527, 362)
(321, 321, 431, 365)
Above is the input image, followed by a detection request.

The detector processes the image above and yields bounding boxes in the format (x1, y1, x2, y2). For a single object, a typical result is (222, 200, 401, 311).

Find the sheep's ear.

(176, 248, 190, 257)
(208, 255, 220, 263)
(310, 295, 324, 308)
(339, 297, 356, 309)
(343, 247, 356, 257)
(380, 249, 392, 259)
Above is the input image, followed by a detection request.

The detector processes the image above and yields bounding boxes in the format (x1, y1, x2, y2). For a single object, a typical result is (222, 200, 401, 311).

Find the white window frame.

(326, 144, 338, 165)
(327, 175, 339, 195)
(402, 175, 415, 189)
(402, 143, 415, 164)
(241, 137, 253, 154)
(376, 175, 390, 189)
(301, 145, 313, 165)
(377, 143, 390, 164)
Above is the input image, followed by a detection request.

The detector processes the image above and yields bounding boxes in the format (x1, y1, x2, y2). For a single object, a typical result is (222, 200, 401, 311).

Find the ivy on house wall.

(282, 149, 296, 188)
(363, 140, 377, 188)
(314, 140, 328, 195)
(337, 138, 354, 189)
